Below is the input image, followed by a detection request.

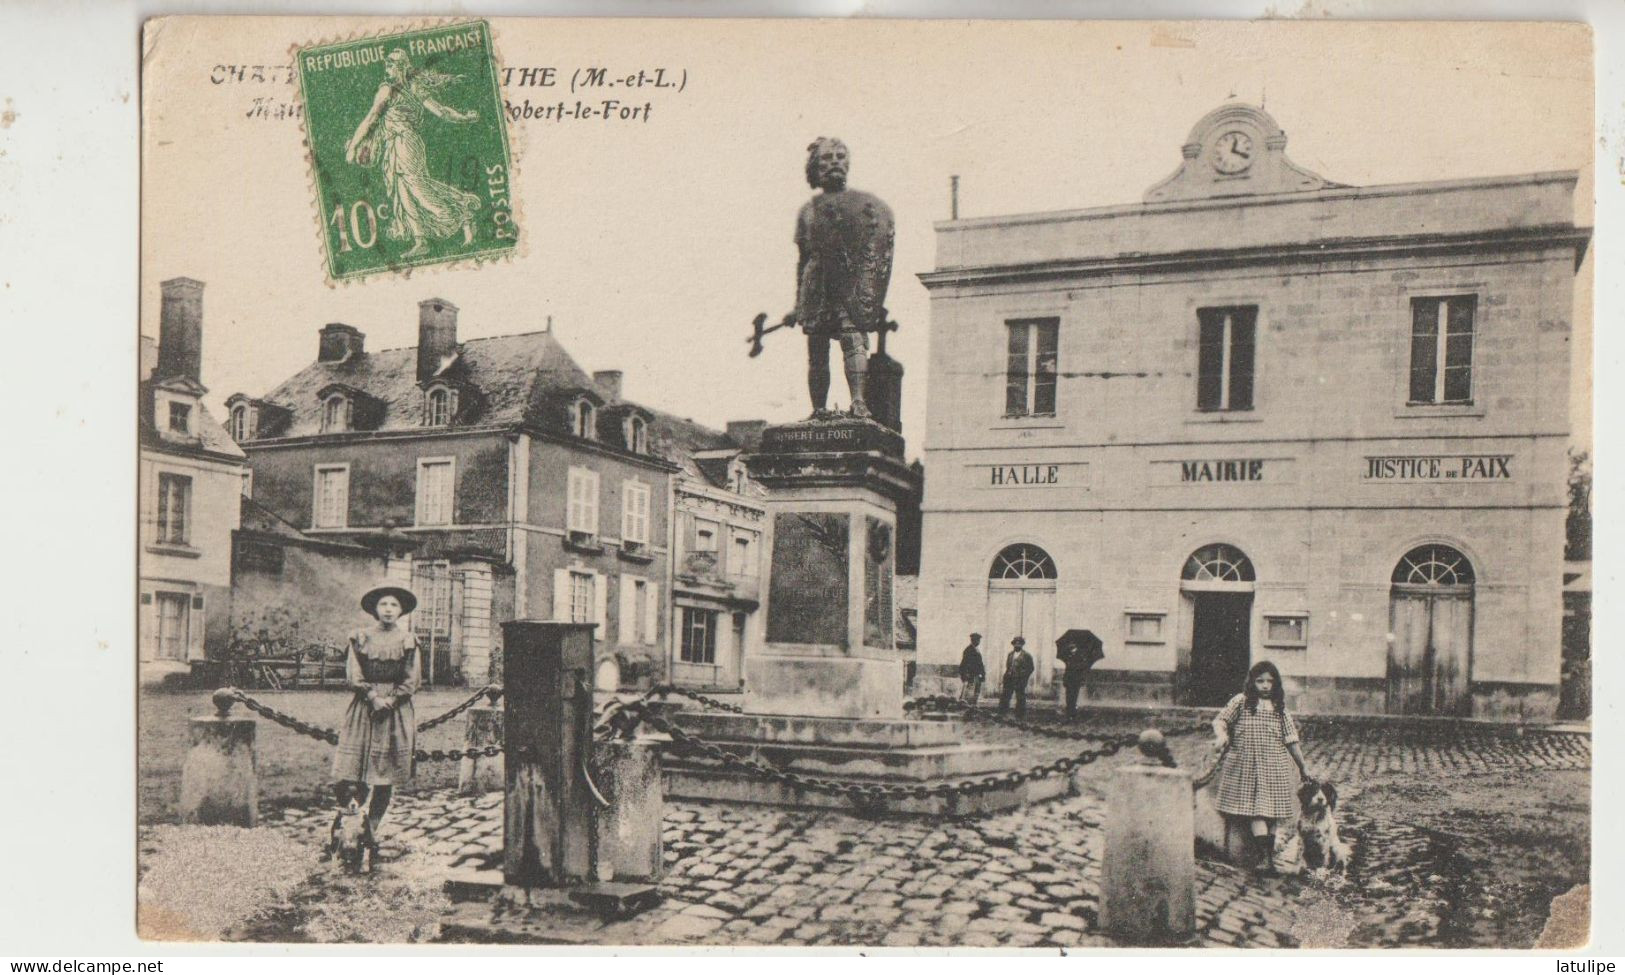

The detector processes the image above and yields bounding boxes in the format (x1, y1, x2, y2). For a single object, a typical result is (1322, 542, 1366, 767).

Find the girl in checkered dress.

(331, 585, 421, 837)
(1212, 660, 1312, 874)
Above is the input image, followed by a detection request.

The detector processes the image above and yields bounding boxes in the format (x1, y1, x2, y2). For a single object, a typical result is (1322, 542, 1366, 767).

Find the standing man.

(1000, 636, 1036, 717)
(958, 633, 986, 705)
(1057, 630, 1104, 719)
(792, 137, 895, 419)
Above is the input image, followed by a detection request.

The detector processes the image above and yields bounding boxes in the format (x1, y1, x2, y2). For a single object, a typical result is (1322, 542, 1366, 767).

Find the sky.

(140, 18, 1594, 451)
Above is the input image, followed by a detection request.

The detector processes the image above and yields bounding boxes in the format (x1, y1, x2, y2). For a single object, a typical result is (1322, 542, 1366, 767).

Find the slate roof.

(254, 330, 596, 438)
(646, 409, 737, 483)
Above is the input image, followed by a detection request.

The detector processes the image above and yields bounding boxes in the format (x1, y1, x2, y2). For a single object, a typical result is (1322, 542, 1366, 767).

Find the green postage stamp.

(295, 21, 518, 280)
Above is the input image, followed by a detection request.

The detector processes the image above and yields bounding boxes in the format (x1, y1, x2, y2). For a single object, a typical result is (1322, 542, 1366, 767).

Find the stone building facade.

(229, 298, 677, 687)
(914, 104, 1588, 720)
(664, 420, 771, 691)
(139, 278, 248, 683)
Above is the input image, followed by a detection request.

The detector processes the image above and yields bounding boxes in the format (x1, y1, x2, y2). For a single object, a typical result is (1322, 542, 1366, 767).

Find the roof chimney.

(726, 419, 768, 450)
(157, 277, 205, 383)
(318, 323, 365, 363)
(593, 370, 623, 402)
(417, 298, 459, 381)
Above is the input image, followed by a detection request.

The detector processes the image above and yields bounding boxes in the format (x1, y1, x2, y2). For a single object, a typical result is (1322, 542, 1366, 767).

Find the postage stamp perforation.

(291, 18, 522, 284)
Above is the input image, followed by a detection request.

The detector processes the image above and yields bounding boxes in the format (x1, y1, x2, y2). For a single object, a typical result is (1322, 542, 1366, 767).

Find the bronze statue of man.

(794, 137, 895, 419)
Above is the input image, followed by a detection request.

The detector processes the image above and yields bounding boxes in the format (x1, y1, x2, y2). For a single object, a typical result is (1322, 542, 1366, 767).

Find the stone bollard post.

(588, 738, 664, 883)
(1101, 730, 1196, 946)
(179, 689, 258, 827)
(457, 703, 505, 796)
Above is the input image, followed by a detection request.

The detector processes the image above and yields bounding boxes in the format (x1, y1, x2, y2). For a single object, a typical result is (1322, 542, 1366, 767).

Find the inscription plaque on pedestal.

(767, 511, 849, 646)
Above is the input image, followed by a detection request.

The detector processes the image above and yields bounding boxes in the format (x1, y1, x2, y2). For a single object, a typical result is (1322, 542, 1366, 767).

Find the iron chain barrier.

(416, 684, 503, 732)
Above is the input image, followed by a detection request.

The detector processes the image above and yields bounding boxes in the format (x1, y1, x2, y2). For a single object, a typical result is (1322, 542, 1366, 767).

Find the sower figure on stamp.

(999, 636, 1035, 717)
(792, 137, 896, 419)
(346, 49, 483, 260)
(959, 633, 986, 705)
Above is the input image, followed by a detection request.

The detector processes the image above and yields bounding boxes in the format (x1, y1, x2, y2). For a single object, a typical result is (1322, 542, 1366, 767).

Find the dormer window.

(228, 404, 250, 441)
(322, 394, 349, 433)
(625, 415, 648, 454)
(167, 402, 193, 435)
(426, 387, 453, 427)
(574, 399, 597, 440)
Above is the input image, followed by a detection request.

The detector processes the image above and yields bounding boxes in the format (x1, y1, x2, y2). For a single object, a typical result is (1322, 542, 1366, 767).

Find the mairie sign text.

(1180, 459, 1265, 483)
(1365, 455, 1513, 481)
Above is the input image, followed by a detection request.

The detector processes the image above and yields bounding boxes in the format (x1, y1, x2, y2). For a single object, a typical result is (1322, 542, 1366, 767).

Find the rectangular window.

(156, 473, 191, 544)
(1004, 318, 1059, 417)
(155, 592, 190, 661)
(681, 607, 718, 664)
(1409, 295, 1476, 405)
(240, 469, 253, 498)
(1125, 612, 1165, 644)
(695, 520, 719, 553)
(630, 579, 648, 643)
(167, 401, 192, 434)
(1196, 306, 1257, 411)
(1264, 614, 1309, 649)
(313, 465, 349, 528)
(730, 531, 757, 577)
(570, 571, 595, 624)
(621, 481, 650, 545)
(415, 458, 455, 526)
(567, 467, 600, 536)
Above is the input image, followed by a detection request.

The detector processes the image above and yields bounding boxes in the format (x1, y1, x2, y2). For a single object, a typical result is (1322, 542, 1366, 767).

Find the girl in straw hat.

(331, 584, 421, 836)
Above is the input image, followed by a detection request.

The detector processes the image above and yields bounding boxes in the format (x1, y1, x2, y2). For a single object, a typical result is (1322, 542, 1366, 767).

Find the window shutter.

(619, 574, 637, 645)
(552, 568, 570, 621)
(1228, 307, 1256, 411)
(588, 471, 601, 534)
(1196, 308, 1226, 410)
(189, 593, 205, 660)
(1443, 296, 1475, 402)
(1004, 322, 1030, 416)
(1410, 299, 1440, 403)
(621, 486, 634, 542)
(644, 582, 659, 646)
(567, 469, 582, 531)
(593, 571, 608, 634)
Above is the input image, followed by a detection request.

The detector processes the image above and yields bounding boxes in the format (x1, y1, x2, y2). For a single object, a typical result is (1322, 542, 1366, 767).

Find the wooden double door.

(1387, 586, 1473, 715)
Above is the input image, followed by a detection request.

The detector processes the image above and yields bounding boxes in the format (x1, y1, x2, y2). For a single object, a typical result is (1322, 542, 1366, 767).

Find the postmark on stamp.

(295, 21, 518, 281)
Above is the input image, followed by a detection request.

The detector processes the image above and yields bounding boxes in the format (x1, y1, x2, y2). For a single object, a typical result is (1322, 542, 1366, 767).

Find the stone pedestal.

(458, 706, 504, 795)
(1102, 764, 1197, 945)
(658, 417, 1057, 814)
(589, 739, 663, 883)
(745, 417, 918, 720)
(179, 715, 258, 827)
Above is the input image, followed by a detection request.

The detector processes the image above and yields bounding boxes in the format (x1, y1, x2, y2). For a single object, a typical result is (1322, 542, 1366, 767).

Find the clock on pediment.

(1143, 103, 1342, 203)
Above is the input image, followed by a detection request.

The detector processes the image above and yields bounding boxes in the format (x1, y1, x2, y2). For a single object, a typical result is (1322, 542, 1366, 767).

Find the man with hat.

(999, 635, 1036, 717)
(958, 632, 986, 705)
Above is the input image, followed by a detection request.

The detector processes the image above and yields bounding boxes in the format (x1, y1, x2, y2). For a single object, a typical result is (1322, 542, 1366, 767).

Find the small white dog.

(1296, 780, 1352, 876)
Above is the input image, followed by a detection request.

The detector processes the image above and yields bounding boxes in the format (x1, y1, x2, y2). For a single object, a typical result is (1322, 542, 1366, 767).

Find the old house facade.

(229, 298, 676, 686)
(663, 419, 771, 691)
(915, 104, 1588, 721)
(139, 278, 248, 682)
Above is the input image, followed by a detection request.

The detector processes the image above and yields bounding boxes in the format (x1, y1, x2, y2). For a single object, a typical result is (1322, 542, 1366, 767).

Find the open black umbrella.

(1055, 629, 1105, 669)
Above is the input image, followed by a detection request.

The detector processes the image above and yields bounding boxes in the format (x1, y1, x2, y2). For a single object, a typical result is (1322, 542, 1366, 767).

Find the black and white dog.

(326, 797, 378, 873)
(1296, 780, 1351, 875)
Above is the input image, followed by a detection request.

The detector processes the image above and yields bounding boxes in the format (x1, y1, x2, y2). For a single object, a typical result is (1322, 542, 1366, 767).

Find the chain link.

(416, 684, 501, 732)
(414, 744, 504, 763)
(229, 690, 340, 745)
(627, 700, 1141, 811)
(650, 684, 747, 714)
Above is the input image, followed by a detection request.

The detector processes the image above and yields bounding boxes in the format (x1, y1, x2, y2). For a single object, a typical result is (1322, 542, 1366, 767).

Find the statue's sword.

(746, 311, 798, 357)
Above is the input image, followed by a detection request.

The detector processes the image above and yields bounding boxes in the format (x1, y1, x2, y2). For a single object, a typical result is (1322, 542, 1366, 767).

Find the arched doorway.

(986, 544, 1058, 689)
(1388, 544, 1475, 715)
(1182, 543, 1255, 706)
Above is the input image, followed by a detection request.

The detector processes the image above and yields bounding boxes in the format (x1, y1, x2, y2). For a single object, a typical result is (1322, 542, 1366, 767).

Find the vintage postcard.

(136, 16, 1594, 949)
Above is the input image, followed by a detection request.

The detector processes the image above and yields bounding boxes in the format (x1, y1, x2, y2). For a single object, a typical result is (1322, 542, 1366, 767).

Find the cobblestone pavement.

(259, 710, 1589, 948)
